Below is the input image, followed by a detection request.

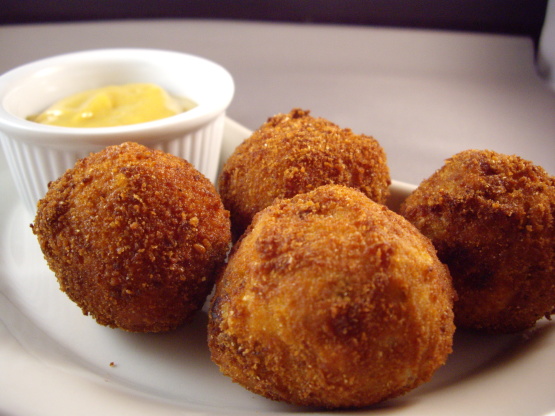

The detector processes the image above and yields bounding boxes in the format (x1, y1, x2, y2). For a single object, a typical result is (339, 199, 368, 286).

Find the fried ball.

(218, 108, 390, 239)
(400, 149, 555, 333)
(208, 185, 455, 408)
(32, 142, 231, 332)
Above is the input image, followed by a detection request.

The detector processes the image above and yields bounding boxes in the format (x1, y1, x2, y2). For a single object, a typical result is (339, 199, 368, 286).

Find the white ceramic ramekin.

(0, 48, 234, 215)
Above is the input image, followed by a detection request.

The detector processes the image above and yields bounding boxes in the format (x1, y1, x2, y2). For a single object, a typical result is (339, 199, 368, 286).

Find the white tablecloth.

(1, 19, 554, 184)
(1, 18, 555, 416)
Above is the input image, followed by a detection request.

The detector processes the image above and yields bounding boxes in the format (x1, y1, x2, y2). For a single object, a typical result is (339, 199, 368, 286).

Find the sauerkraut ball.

(218, 108, 390, 239)
(209, 185, 455, 408)
(32, 142, 231, 332)
(400, 149, 555, 333)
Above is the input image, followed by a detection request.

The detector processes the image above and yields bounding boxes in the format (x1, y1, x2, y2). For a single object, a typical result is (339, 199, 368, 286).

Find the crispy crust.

(218, 108, 390, 239)
(209, 185, 455, 408)
(400, 149, 555, 333)
(32, 142, 231, 332)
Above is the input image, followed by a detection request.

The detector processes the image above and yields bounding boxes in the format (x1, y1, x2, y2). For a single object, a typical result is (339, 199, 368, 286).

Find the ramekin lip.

(0, 47, 235, 145)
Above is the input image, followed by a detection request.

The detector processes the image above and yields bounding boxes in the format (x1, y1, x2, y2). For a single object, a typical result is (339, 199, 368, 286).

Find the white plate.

(1, 118, 554, 416)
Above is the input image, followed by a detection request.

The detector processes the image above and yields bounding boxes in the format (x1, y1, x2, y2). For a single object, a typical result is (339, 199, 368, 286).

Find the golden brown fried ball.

(400, 149, 555, 333)
(218, 108, 390, 239)
(32, 142, 231, 332)
(208, 185, 455, 408)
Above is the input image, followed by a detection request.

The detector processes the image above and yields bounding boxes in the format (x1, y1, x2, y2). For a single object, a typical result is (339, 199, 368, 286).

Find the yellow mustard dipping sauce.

(28, 83, 196, 128)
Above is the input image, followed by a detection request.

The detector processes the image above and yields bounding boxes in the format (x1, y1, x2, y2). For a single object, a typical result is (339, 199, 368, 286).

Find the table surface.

(1, 19, 555, 416)
(1, 19, 554, 184)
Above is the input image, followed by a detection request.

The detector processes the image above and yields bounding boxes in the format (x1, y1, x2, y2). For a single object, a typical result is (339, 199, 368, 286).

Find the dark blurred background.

(1, 0, 549, 47)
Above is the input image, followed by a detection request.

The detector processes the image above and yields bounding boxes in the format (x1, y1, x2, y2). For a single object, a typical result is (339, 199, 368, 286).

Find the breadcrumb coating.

(400, 149, 555, 333)
(218, 108, 390, 239)
(209, 185, 455, 408)
(32, 142, 231, 332)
